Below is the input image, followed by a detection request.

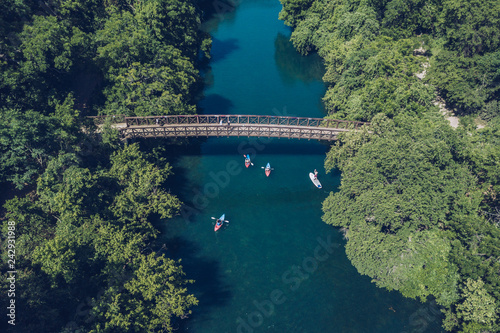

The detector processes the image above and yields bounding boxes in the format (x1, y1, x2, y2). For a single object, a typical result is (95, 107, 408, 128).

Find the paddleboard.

(214, 213, 225, 231)
(309, 173, 322, 188)
(265, 163, 271, 177)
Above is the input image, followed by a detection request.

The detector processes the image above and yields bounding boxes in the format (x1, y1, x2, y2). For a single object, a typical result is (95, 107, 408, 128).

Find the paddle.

(211, 217, 230, 223)
(260, 167, 274, 170)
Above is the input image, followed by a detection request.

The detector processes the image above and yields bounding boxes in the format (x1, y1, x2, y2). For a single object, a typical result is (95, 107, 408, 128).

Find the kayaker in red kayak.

(262, 163, 273, 177)
(212, 214, 228, 231)
(243, 154, 253, 168)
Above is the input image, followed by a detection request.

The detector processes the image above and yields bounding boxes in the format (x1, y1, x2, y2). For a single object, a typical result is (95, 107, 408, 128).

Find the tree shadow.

(211, 37, 240, 63)
(195, 37, 240, 95)
(197, 0, 239, 33)
(163, 236, 233, 331)
(274, 32, 325, 85)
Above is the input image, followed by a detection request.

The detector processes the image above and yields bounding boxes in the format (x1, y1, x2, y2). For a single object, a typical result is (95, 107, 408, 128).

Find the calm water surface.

(158, 1, 443, 332)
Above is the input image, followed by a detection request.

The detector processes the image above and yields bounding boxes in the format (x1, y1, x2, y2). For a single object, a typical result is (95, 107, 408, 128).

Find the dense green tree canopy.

(94, 0, 210, 116)
(322, 115, 500, 330)
(436, 0, 500, 57)
(427, 50, 500, 114)
(323, 115, 470, 304)
(0, 101, 80, 189)
(90, 253, 198, 333)
(324, 115, 473, 233)
(281, 0, 500, 330)
(2, 143, 192, 331)
(0, 1, 207, 331)
(0, 0, 211, 187)
(280, 0, 500, 119)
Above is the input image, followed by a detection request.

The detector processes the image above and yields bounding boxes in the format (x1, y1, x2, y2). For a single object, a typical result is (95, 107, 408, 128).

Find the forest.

(279, 0, 500, 331)
(1, 0, 210, 332)
(0, 0, 499, 332)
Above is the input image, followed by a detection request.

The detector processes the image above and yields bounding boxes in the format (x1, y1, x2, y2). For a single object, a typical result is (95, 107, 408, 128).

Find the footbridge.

(89, 115, 370, 141)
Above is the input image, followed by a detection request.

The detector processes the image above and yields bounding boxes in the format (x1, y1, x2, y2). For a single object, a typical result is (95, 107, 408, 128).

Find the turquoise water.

(158, 1, 443, 332)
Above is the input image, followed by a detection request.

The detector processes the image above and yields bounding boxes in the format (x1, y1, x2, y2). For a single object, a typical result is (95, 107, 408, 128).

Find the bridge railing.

(120, 115, 369, 129)
(87, 114, 370, 130)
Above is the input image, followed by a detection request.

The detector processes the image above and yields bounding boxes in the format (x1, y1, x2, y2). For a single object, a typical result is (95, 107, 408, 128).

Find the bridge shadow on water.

(162, 235, 233, 332)
(136, 136, 332, 157)
(199, 137, 332, 156)
(135, 136, 333, 206)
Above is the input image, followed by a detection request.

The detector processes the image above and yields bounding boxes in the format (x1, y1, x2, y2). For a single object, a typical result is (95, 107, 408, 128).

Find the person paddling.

(314, 169, 318, 179)
(243, 154, 253, 167)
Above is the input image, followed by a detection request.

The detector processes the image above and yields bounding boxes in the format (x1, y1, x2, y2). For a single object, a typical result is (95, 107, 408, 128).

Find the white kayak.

(309, 173, 322, 189)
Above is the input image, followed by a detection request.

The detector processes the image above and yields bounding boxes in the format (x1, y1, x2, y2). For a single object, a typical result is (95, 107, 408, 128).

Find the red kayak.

(214, 214, 225, 231)
(244, 154, 251, 168)
(265, 163, 271, 177)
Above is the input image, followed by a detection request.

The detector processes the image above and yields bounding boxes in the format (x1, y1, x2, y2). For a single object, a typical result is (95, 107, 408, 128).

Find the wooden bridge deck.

(89, 115, 370, 141)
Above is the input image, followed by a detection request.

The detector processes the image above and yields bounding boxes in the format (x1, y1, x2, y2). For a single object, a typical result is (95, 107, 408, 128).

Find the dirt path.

(414, 48, 460, 129)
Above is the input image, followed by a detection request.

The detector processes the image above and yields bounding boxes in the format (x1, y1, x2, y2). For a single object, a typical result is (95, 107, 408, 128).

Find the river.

(157, 1, 443, 332)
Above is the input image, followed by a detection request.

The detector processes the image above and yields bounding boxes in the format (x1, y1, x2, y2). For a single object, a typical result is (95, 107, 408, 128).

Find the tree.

(102, 56, 197, 116)
(427, 50, 500, 115)
(324, 115, 472, 232)
(136, 0, 206, 58)
(0, 0, 31, 61)
(2, 196, 56, 266)
(381, 0, 439, 38)
(322, 114, 476, 305)
(95, 0, 207, 116)
(437, 0, 500, 57)
(32, 237, 79, 286)
(36, 153, 94, 221)
(281, 0, 500, 330)
(344, 222, 459, 306)
(279, 0, 316, 27)
(95, 10, 149, 70)
(108, 143, 181, 224)
(1, 1, 206, 332)
(322, 37, 429, 121)
(20, 15, 74, 74)
(456, 278, 497, 328)
(89, 253, 198, 333)
(0, 108, 61, 188)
